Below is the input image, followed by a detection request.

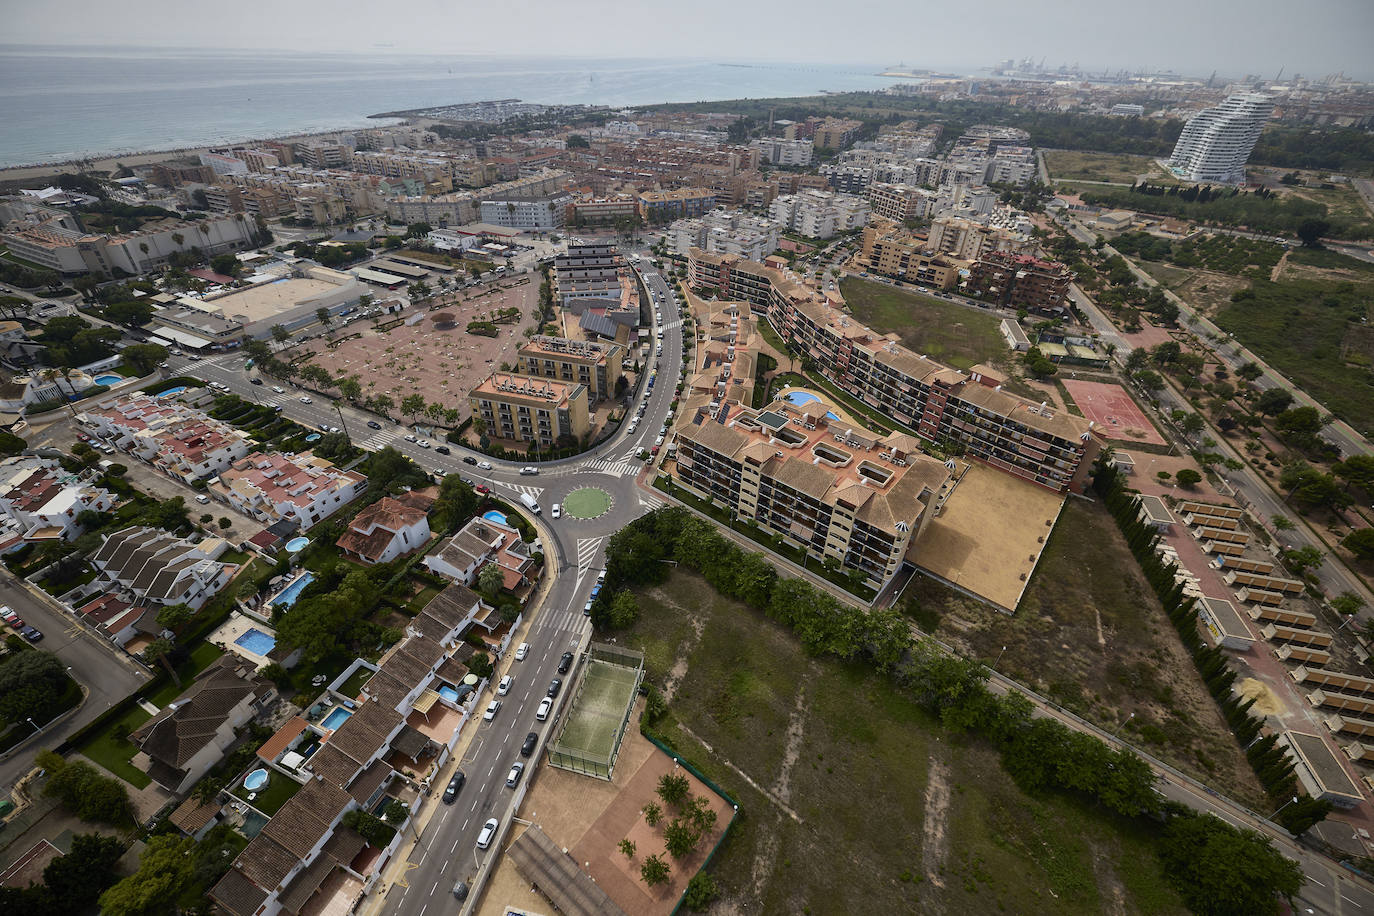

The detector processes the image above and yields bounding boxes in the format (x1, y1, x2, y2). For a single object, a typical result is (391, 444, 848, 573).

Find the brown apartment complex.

(687, 248, 1100, 493)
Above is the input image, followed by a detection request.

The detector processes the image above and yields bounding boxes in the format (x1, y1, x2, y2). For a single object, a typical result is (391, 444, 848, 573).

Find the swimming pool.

(93, 373, 123, 386)
(156, 386, 187, 398)
(437, 684, 459, 703)
(483, 510, 508, 525)
(304, 433, 321, 442)
(284, 536, 309, 553)
(782, 390, 840, 421)
(321, 707, 353, 731)
(243, 768, 269, 791)
(269, 571, 315, 609)
(234, 627, 276, 656)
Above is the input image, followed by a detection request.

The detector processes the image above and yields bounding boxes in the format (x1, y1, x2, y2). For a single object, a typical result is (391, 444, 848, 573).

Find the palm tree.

(172, 233, 185, 248)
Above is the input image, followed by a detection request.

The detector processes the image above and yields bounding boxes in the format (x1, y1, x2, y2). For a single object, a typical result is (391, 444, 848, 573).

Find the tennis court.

(1062, 378, 1167, 445)
(549, 644, 645, 780)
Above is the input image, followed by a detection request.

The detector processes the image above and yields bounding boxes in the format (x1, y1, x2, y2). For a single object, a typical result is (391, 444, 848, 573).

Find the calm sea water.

(0, 45, 896, 168)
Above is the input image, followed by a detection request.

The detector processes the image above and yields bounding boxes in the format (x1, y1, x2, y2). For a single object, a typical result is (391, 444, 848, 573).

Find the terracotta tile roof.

(260, 778, 351, 858)
(210, 864, 270, 916)
(257, 716, 308, 763)
(235, 834, 299, 889)
(168, 795, 221, 835)
(131, 657, 268, 771)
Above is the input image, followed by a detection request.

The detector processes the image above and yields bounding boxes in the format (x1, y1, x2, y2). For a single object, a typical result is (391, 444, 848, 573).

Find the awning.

(412, 689, 439, 716)
(150, 327, 215, 349)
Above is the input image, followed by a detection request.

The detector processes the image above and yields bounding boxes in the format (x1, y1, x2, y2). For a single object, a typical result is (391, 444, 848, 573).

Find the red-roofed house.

(0, 457, 114, 541)
(77, 394, 250, 482)
(336, 493, 432, 565)
(424, 516, 534, 589)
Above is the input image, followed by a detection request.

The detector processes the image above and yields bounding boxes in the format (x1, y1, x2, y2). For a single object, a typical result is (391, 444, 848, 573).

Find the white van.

(518, 492, 542, 515)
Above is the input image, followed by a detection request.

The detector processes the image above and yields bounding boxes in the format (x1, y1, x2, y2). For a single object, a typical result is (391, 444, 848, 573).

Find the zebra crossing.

(359, 430, 399, 450)
(582, 457, 640, 478)
(639, 493, 667, 512)
(496, 481, 543, 501)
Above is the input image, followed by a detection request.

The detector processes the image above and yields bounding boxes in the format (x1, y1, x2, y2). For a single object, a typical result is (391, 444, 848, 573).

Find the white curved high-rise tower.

(1167, 93, 1273, 184)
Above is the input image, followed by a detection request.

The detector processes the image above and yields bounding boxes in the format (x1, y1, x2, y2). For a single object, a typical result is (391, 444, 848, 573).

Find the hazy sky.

(7, 0, 1373, 80)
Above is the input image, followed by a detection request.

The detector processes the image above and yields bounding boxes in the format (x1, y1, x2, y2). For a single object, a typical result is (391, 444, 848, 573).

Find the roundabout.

(562, 486, 613, 519)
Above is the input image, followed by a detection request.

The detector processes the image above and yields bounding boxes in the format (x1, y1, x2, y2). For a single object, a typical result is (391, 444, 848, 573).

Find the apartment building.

(986, 147, 1037, 186)
(296, 143, 347, 169)
(518, 336, 623, 402)
(866, 183, 940, 223)
(769, 189, 870, 239)
(966, 251, 1073, 316)
(468, 373, 590, 448)
(636, 187, 717, 223)
(859, 219, 967, 290)
(478, 193, 571, 230)
(0, 457, 115, 542)
(687, 248, 1099, 492)
(567, 195, 638, 226)
(751, 137, 814, 167)
(1168, 93, 1274, 184)
(785, 117, 864, 150)
(388, 168, 570, 226)
(79, 395, 252, 483)
(926, 215, 1034, 261)
(212, 451, 367, 532)
(671, 398, 950, 590)
(1, 213, 257, 276)
(665, 209, 782, 261)
(1109, 103, 1146, 117)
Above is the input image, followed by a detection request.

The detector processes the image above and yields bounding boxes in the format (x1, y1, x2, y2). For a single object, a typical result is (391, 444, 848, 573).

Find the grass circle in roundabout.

(562, 487, 613, 519)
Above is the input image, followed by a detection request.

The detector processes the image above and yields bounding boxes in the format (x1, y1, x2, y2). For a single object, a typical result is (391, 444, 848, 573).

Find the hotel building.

(687, 248, 1099, 493)
(518, 336, 623, 402)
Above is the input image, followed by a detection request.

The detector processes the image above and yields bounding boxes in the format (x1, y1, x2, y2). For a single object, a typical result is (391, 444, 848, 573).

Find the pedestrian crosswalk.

(639, 493, 667, 512)
(583, 457, 640, 478)
(359, 431, 398, 450)
(496, 481, 543, 501)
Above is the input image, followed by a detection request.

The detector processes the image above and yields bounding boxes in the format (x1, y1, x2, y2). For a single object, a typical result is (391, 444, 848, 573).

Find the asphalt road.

(0, 568, 150, 792)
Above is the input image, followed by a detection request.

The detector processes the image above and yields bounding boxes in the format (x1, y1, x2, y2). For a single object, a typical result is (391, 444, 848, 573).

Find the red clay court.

(1062, 379, 1167, 446)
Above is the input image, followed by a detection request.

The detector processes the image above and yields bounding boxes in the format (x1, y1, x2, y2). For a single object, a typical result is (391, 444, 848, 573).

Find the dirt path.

(771, 677, 811, 806)
(662, 615, 704, 703)
(1271, 249, 1290, 281)
(921, 755, 951, 890)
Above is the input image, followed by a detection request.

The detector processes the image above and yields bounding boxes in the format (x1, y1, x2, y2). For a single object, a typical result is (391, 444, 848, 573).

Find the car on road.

(250, 377, 263, 385)
(417, 440, 430, 449)
(477, 460, 493, 471)
(21, 626, 42, 642)
(318, 423, 331, 432)
(404, 434, 417, 442)
(548, 678, 562, 697)
(462, 455, 477, 465)
(299, 396, 312, 404)
(521, 732, 537, 757)
(536, 697, 552, 720)
(514, 642, 529, 661)
(583, 599, 593, 615)
(597, 569, 606, 583)
(519, 466, 538, 475)
(366, 420, 382, 430)
(590, 583, 601, 600)
(272, 386, 285, 393)
(558, 652, 573, 673)
(442, 771, 466, 804)
(498, 675, 512, 695)
(476, 818, 498, 850)
(475, 484, 491, 495)
(195, 495, 210, 504)
(551, 503, 561, 519)
(435, 445, 450, 455)
(505, 762, 525, 788)
(452, 881, 469, 901)
(483, 700, 502, 721)
(655, 435, 664, 447)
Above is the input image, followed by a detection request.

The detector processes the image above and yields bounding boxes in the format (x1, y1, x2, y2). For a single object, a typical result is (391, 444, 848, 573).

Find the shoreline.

(0, 120, 405, 184)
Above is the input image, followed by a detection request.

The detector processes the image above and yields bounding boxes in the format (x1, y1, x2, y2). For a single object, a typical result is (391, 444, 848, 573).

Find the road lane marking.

(1342, 894, 1363, 908)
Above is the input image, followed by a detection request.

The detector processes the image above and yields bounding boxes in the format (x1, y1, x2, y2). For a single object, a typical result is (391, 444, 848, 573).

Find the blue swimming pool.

(782, 390, 839, 421)
(93, 373, 123, 386)
(234, 627, 276, 656)
(243, 768, 269, 791)
(483, 510, 508, 525)
(304, 433, 321, 442)
(270, 571, 315, 609)
(321, 707, 353, 731)
(284, 536, 309, 553)
(437, 685, 459, 703)
(156, 386, 187, 398)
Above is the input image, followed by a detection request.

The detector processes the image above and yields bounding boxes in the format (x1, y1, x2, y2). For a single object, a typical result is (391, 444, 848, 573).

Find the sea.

(0, 45, 900, 169)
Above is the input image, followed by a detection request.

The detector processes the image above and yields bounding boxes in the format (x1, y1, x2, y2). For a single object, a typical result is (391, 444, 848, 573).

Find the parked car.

(536, 697, 552, 721)
(520, 732, 537, 757)
(366, 420, 382, 430)
(21, 626, 42, 643)
(483, 700, 502, 721)
(515, 642, 529, 661)
(583, 599, 593, 615)
(434, 445, 450, 455)
(475, 484, 491, 495)
(250, 377, 263, 385)
(505, 762, 525, 788)
(477, 461, 493, 471)
(417, 440, 430, 449)
(452, 881, 469, 901)
(497, 675, 512, 695)
(462, 455, 477, 465)
(558, 652, 573, 674)
(547, 678, 562, 697)
(442, 771, 466, 804)
(476, 818, 498, 849)
(404, 434, 417, 443)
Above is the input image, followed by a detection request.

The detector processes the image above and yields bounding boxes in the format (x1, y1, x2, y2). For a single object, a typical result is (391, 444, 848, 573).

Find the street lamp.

(1268, 795, 1299, 822)
(1110, 711, 1134, 739)
(994, 645, 1007, 670)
